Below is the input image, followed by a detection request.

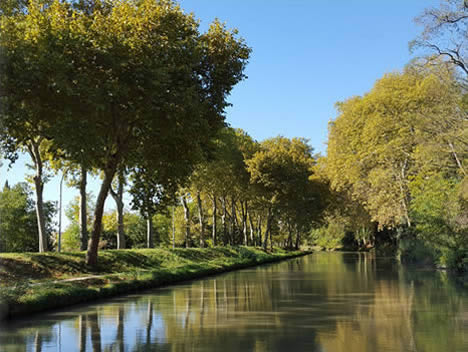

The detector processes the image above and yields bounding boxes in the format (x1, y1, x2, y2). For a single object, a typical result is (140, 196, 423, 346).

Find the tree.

(129, 165, 180, 248)
(188, 127, 257, 246)
(1, 0, 250, 264)
(0, 0, 71, 252)
(246, 137, 319, 250)
(326, 64, 465, 230)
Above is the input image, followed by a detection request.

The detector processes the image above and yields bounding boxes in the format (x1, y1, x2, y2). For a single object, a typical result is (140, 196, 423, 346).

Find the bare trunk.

(116, 201, 125, 249)
(287, 221, 293, 249)
(146, 216, 153, 248)
(212, 196, 217, 246)
(86, 167, 115, 266)
(257, 215, 262, 246)
(182, 196, 190, 248)
(221, 196, 227, 245)
(295, 228, 301, 250)
(110, 172, 125, 249)
(241, 201, 248, 246)
(248, 211, 255, 246)
(263, 208, 272, 251)
(399, 157, 411, 227)
(33, 174, 47, 252)
(197, 191, 205, 248)
(79, 165, 88, 251)
(28, 140, 47, 253)
(230, 197, 236, 243)
(172, 206, 176, 249)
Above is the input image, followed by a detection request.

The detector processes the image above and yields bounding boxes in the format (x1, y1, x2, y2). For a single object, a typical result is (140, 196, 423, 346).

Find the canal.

(1, 252, 467, 351)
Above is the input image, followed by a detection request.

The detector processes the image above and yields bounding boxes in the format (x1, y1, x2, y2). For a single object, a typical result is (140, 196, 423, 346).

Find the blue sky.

(0, 0, 439, 226)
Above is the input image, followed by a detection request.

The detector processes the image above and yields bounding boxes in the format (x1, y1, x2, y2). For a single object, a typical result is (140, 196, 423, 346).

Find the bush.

(409, 174, 467, 271)
(438, 248, 468, 272)
(309, 220, 346, 250)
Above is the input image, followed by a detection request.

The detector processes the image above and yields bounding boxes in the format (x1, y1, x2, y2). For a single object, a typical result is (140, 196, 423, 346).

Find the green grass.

(0, 247, 307, 320)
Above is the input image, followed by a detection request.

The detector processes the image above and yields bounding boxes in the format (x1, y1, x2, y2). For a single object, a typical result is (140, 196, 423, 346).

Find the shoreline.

(0, 247, 310, 321)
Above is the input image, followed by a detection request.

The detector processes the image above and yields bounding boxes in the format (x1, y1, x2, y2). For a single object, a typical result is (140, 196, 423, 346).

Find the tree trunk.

(110, 172, 126, 249)
(398, 158, 411, 228)
(172, 206, 176, 249)
(295, 227, 301, 250)
(248, 211, 255, 246)
(263, 208, 272, 251)
(196, 191, 205, 248)
(221, 196, 227, 245)
(241, 201, 248, 246)
(27, 139, 48, 253)
(257, 215, 262, 246)
(86, 167, 115, 266)
(212, 196, 217, 246)
(147, 216, 153, 248)
(79, 165, 88, 251)
(287, 221, 293, 249)
(182, 195, 190, 248)
(230, 197, 237, 243)
(33, 173, 47, 252)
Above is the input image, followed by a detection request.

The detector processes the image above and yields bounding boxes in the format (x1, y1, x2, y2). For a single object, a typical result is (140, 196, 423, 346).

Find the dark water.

(1, 252, 467, 352)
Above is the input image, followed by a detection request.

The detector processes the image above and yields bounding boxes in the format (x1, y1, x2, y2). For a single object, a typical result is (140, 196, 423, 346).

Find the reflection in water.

(1, 253, 467, 351)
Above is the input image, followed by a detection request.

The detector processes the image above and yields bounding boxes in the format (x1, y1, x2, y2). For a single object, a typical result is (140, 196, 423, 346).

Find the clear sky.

(0, 0, 440, 227)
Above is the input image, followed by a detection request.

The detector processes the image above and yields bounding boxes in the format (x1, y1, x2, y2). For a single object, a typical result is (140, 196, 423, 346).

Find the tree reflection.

(1, 253, 467, 352)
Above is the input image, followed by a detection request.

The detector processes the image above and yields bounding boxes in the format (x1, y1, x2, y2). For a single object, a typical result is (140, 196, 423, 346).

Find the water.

(1, 252, 467, 352)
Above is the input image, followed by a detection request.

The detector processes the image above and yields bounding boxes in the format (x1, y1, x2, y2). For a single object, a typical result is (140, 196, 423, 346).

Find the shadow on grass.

(97, 250, 164, 272)
(170, 247, 239, 262)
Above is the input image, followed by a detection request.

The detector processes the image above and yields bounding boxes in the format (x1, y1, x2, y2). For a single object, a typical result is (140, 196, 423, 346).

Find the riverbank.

(0, 247, 308, 320)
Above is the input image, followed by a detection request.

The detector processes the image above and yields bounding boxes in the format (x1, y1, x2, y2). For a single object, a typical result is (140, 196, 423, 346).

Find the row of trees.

(0, 0, 327, 265)
(1, 128, 327, 254)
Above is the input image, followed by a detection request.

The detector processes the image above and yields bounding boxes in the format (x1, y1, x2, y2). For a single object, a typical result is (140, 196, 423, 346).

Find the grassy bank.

(0, 247, 307, 320)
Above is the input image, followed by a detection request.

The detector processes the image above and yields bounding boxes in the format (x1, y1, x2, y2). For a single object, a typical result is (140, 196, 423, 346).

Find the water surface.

(1, 252, 467, 351)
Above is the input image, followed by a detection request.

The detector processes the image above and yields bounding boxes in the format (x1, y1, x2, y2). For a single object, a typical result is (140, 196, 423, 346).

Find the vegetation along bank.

(0, 247, 307, 321)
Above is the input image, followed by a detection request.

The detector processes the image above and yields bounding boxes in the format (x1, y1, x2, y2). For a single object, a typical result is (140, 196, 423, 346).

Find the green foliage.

(61, 223, 81, 252)
(398, 236, 438, 265)
(410, 173, 467, 271)
(0, 280, 30, 306)
(0, 182, 55, 252)
(325, 64, 465, 230)
(61, 194, 95, 251)
(309, 221, 346, 250)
